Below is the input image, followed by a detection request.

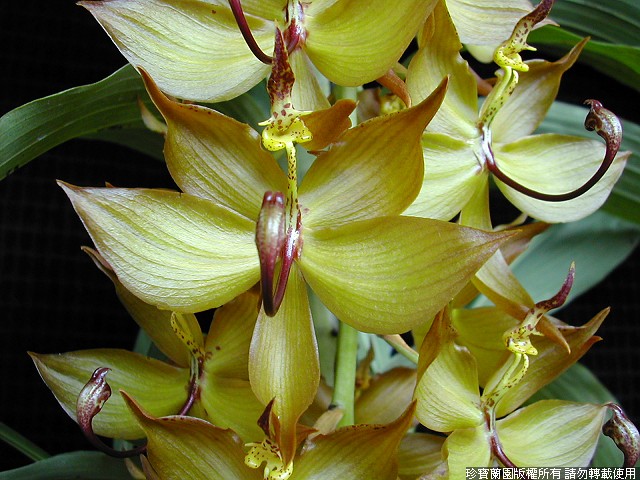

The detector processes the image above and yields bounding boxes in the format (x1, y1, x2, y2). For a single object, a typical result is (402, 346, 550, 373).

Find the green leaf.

(509, 210, 639, 305)
(0, 65, 156, 180)
(546, 0, 640, 45)
(527, 363, 625, 467)
(530, 26, 640, 93)
(537, 100, 640, 225)
(0, 451, 131, 479)
(0, 423, 49, 462)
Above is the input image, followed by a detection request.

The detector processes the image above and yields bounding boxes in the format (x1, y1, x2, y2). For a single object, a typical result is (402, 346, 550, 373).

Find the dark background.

(0, 2, 638, 472)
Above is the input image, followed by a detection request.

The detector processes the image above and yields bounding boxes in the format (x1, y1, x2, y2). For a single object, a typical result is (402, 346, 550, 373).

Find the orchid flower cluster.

(22, 0, 640, 478)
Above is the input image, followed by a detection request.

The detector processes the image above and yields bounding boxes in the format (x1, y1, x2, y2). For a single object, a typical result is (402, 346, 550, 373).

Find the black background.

(1, 2, 638, 472)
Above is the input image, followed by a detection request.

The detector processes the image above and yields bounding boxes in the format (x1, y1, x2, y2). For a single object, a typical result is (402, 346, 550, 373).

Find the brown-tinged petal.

(249, 265, 320, 464)
(408, 1, 478, 138)
(140, 69, 286, 220)
(299, 79, 448, 228)
(81, 0, 272, 102)
(495, 309, 607, 417)
(355, 367, 417, 425)
(492, 38, 589, 143)
(122, 392, 262, 480)
(83, 247, 200, 369)
(292, 403, 416, 480)
(301, 99, 356, 152)
(497, 400, 608, 467)
(60, 183, 259, 313)
(30, 349, 189, 440)
(304, 0, 437, 86)
(299, 216, 512, 334)
(397, 432, 446, 480)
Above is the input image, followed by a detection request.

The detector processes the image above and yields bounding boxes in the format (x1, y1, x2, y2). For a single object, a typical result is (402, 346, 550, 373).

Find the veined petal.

(447, 0, 537, 46)
(397, 433, 446, 480)
(304, 0, 437, 86)
(204, 289, 260, 378)
(30, 350, 189, 440)
(492, 38, 588, 143)
(290, 48, 331, 112)
(300, 79, 448, 228)
(123, 393, 262, 480)
(408, 1, 478, 138)
(208, 0, 286, 20)
(355, 367, 416, 425)
(199, 376, 265, 442)
(249, 265, 320, 464)
(444, 425, 492, 477)
(84, 247, 199, 368)
(299, 216, 512, 334)
(403, 132, 485, 221)
(141, 70, 286, 220)
(81, 0, 272, 102)
(497, 400, 608, 467)
(414, 341, 483, 432)
(60, 184, 260, 312)
(293, 404, 416, 480)
(493, 134, 629, 222)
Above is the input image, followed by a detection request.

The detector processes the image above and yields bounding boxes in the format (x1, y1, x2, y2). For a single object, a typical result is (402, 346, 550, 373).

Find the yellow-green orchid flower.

(413, 274, 611, 477)
(30, 251, 266, 449)
(122, 391, 417, 480)
(59, 48, 511, 471)
(81, 0, 438, 108)
(404, 0, 629, 224)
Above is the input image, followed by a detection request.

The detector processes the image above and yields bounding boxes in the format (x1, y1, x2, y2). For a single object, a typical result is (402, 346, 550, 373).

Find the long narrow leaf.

(0, 451, 131, 479)
(0, 423, 49, 462)
(530, 26, 640, 93)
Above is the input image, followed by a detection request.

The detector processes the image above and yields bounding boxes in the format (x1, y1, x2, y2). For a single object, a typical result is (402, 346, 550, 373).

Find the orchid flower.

(81, 0, 439, 108)
(404, 0, 629, 224)
(31, 250, 266, 451)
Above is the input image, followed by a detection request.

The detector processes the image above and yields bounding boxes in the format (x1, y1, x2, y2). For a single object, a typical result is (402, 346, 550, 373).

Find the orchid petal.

(204, 289, 260, 378)
(83, 247, 200, 368)
(444, 425, 492, 477)
(447, 0, 538, 46)
(293, 404, 416, 480)
(355, 367, 416, 425)
(497, 400, 608, 467)
(81, 0, 272, 102)
(414, 340, 483, 432)
(123, 393, 262, 480)
(249, 265, 320, 464)
(403, 132, 485, 220)
(397, 432, 446, 480)
(408, 1, 478, 137)
(300, 216, 512, 334)
(492, 38, 588, 143)
(493, 134, 629, 222)
(60, 184, 259, 312)
(300, 79, 448, 228)
(290, 48, 331, 112)
(304, 0, 437, 86)
(30, 350, 189, 440)
(141, 69, 286, 220)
